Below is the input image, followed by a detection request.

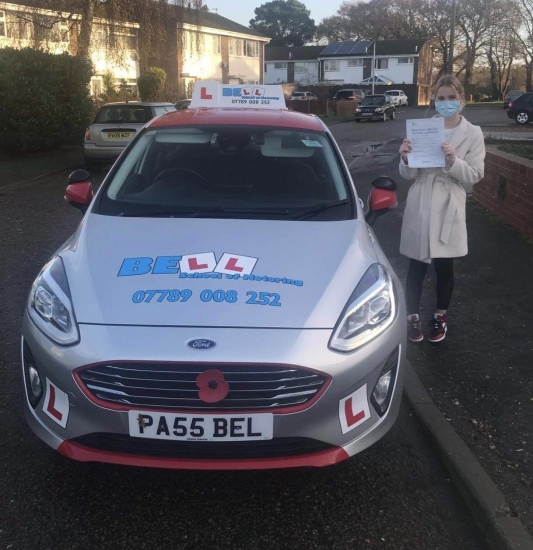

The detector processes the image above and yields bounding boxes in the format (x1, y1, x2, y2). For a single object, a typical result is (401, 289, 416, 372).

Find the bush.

(0, 48, 93, 153)
(137, 67, 167, 101)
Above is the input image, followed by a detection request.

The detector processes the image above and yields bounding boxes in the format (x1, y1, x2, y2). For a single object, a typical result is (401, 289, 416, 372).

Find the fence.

(286, 99, 359, 116)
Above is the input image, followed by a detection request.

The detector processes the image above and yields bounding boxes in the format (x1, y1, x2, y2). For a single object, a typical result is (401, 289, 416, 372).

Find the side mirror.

(68, 169, 91, 184)
(365, 187, 398, 227)
(65, 180, 94, 214)
(371, 176, 397, 191)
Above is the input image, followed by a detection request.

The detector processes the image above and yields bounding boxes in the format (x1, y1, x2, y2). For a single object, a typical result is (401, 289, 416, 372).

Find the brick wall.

(473, 148, 533, 239)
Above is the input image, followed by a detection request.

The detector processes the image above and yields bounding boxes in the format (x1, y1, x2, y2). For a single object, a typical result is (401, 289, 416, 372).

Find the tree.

(9, 0, 204, 69)
(510, 0, 533, 90)
(249, 0, 316, 47)
(317, 0, 427, 43)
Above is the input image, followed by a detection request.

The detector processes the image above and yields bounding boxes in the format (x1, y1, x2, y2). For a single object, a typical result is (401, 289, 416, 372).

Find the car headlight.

(375, 108, 382, 112)
(355, 108, 361, 112)
(28, 256, 79, 345)
(329, 264, 396, 352)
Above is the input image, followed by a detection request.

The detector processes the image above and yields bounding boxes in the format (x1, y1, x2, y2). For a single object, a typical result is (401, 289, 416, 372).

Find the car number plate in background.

(128, 411, 273, 442)
(362, 113, 373, 116)
(107, 131, 132, 139)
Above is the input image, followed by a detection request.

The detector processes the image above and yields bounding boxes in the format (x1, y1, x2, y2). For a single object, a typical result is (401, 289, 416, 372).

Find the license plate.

(128, 411, 273, 442)
(107, 131, 133, 139)
(362, 112, 373, 116)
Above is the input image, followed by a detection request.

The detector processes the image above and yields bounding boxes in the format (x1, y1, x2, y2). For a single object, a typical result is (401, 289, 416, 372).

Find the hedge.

(0, 48, 94, 153)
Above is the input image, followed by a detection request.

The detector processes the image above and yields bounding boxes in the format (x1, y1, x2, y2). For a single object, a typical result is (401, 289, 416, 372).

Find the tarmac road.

(0, 167, 486, 548)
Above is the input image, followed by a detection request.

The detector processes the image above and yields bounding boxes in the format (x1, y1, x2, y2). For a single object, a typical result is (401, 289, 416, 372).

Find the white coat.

(399, 116, 485, 263)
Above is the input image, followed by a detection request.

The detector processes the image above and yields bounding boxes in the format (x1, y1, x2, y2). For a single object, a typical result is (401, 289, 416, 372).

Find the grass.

(497, 143, 533, 160)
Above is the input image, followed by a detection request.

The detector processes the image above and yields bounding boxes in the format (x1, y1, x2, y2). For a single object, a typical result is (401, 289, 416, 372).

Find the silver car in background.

(83, 102, 176, 171)
(22, 84, 406, 470)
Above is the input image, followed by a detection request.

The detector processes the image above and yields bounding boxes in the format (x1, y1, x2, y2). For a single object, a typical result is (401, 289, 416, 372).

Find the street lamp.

(372, 40, 376, 94)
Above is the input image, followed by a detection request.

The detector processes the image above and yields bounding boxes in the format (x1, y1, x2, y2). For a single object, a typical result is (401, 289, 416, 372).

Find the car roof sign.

(190, 81, 287, 110)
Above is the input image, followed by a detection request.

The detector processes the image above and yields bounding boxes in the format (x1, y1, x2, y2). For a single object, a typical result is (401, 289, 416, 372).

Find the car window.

(153, 106, 172, 116)
(292, 93, 304, 97)
(98, 126, 353, 221)
(362, 96, 385, 106)
(387, 91, 400, 96)
(95, 106, 153, 124)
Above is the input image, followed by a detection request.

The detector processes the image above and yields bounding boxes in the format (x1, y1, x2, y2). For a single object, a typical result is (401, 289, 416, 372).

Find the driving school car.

(22, 82, 406, 470)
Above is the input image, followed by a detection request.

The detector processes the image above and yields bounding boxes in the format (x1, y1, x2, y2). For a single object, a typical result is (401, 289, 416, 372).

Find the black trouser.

(406, 258, 455, 316)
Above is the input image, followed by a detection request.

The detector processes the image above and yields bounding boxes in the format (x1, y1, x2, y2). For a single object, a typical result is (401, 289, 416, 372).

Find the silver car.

(83, 102, 176, 171)
(22, 85, 406, 470)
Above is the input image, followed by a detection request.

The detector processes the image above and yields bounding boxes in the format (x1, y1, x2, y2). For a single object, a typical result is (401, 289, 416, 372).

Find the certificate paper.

(406, 118, 446, 168)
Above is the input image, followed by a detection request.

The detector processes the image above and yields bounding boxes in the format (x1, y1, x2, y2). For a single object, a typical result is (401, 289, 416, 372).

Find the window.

(398, 57, 414, 64)
(229, 38, 243, 56)
(274, 62, 287, 69)
(324, 60, 339, 71)
(347, 59, 364, 67)
(0, 11, 6, 38)
(244, 40, 259, 57)
(211, 34, 221, 54)
(295, 62, 308, 73)
(110, 30, 138, 50)
(51, 22, 69, 43)
(375, 58, 388, 69)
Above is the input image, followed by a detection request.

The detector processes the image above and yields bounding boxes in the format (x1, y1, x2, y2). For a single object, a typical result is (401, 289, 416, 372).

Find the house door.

(363, 59, 372, 80)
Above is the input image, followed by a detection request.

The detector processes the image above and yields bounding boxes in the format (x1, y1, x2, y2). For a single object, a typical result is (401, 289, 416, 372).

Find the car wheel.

(516, 111, 530, 124)
(390, 110, 396, 120)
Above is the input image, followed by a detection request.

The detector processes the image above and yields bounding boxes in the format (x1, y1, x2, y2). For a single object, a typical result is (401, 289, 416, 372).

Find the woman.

(398, 75, 485, 343)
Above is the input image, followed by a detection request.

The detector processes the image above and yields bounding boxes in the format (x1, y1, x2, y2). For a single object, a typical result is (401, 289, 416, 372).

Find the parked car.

(355, 94, 396, 122)
(22, 81, 406, 471)
(334, 89, 366, 102)
(175, 99, 191, 110)
(385, 90, 408, 106)
(291, 91, 318, 100)
(503, 90, 525, 109)
(506, 92, 533, 124)
(83, 102, 177, 171)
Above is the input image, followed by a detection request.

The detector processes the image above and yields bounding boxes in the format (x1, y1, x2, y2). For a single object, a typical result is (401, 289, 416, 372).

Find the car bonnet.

(61, 214, 377, 329)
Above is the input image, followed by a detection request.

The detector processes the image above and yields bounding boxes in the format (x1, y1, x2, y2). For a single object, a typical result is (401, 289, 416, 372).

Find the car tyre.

(516, 111, 530, 125)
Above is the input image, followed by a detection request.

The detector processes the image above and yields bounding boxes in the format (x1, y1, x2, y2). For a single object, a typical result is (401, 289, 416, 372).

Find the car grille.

(77, 363, 329, 411)
(71, 433, 335, 460)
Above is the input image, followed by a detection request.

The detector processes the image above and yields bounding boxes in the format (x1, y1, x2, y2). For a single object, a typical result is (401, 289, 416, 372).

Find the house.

(0, 2, 270, 98)
(264, 39, 433, 104)
(264, 46, 324, 85)
(318, 39, 431, 87)
(0, 0, 140, 96)
(162, 8, 270, 95)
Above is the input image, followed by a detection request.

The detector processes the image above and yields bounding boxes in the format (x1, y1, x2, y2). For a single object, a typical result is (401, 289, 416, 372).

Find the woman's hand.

(442, 142, 456, 165)
(399, 139, 412, 162)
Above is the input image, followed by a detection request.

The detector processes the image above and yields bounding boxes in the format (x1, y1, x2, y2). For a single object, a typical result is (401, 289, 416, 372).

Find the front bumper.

(355, 111, 387, 120)
(22, 310, 406, 470)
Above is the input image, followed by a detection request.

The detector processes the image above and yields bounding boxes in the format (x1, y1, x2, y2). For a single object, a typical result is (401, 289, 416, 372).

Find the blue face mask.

(435, 100, 461, 117)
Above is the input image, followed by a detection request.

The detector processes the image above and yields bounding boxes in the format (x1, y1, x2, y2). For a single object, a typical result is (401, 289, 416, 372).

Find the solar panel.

(320, 40, 374, 57)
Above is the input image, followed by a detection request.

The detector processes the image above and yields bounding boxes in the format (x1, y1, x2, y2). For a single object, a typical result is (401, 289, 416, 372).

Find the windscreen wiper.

(118, 207, 292, 218)
(292, 200, 350, 220)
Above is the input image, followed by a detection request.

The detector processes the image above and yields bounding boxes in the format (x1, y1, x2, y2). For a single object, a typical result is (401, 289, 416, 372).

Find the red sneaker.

(428, 314, 447, 343)
(408, 315, 424, 342)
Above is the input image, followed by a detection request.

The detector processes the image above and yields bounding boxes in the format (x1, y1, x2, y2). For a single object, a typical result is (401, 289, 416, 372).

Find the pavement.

(1, 108, 533, 549)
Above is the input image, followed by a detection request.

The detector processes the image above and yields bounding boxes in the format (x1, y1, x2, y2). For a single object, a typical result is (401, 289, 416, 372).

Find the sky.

(203, 1, 341, 28)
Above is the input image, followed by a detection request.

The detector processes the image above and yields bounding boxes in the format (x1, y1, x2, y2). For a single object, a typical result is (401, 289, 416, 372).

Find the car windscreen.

(386, 91, 399, 96)
(97, 125, 353, 221)
(361, 96, 386, 106)
(292, 93, 304, 97)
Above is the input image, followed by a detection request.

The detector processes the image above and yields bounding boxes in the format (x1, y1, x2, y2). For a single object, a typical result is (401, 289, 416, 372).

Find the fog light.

(371, 346, 399, 417)
(28, 365, 42, 399)
(23, 341, 43, 409)
(372, 370, 392, 406)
